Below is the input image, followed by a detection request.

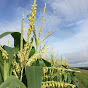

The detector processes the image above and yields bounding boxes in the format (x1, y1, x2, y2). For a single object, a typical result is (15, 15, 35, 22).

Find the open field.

(77, 67, 88, 70)
(73, 68, 88, 88)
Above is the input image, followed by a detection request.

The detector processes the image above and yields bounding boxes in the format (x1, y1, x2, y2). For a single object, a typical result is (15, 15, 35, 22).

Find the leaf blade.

(26, 66, 43, 88)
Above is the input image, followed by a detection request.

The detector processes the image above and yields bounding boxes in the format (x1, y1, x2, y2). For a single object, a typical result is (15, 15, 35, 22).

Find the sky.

(0, 0, 88, 67)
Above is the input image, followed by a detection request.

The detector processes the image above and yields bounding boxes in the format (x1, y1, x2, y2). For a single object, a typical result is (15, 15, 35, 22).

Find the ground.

(73, 68, 88, 88)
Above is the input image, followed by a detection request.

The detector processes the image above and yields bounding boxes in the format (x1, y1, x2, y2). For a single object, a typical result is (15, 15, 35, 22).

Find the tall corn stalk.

(0, 0, 80, 88)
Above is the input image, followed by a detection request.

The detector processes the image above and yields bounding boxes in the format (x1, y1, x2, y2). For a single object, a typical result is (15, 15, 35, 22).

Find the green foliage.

(0, 32, 26, 47)
(0, 68, 3, 85)
(29, 46, 35, 58)
(11, 32, 26, 49)
(77, 67, 88, 70)
(42, 59, 51, 67)
(26, 66, 43, 88)
(3, 46, 14, 75)
(0, 76, 26, 88)
(0, 0, 80, 87)
(0, 51, 4, 84)
(0, 31, 79, 88)
(0, 32, 36, 81)
(74, 68, 88, 88)
(0, 32, 12, 39)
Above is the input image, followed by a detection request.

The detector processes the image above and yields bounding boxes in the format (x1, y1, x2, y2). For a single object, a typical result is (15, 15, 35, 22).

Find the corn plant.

(42, 50, 79, 88)
(0, 0, 79, 88)
(0, 0, 52, 87)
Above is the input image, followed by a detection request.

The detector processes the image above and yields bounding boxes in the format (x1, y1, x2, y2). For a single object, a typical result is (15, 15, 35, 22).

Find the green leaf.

(11, 32, 26, 48)
(0, 32, 35, 55)
(31, 58, 51, 67)
(0, 68, 3, 85)
(67, 73, 71, 83)
(0, 51, 4, 72)
(64, 73, 67, 82)
(0, 51, 4, 66)
(0, 51, 4, 84)
(26, 66, 43, 88)
(0, 76, 26, 88)
(3, 46, 13, 71)
(29, 46, 35, 58)
(42, 59, 51, 67)
(3, 46, 15, 77)
(0, 32, 12, 39)
(0, 32, 26, 53)
(38, 59, 45, 66)
(22, 68, 27, 87)
(0, 32, 26, 48)
(36, 59, 40, 66)
(11, 32, 26, 55)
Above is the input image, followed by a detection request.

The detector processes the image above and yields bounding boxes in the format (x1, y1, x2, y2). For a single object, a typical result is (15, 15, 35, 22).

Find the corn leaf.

(0, 51, 4, 85)
(29, 46, 35, 58)
(3, 46, 14, 76)
(42, 59, 51, 67)
(0, 76, 26, 88)
(0, 32, 26, 47)
(0, 32, 12, 39)
(11, 32, 26, 48)
(0, 32, 26, 53)
(0, 68, 3, 85)
(26, 66, 43, 88)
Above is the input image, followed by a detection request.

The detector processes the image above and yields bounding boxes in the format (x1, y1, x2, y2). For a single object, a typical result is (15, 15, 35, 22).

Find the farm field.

(0, 0, 88, 88)
(77, 67, 88, 70)
(73, 67, 88, 88)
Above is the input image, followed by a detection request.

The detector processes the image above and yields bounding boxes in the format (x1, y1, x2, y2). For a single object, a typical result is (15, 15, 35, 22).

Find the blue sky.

(0, 0, 88, 67)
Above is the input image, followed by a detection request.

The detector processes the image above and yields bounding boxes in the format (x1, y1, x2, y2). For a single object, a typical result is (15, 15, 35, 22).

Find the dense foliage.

(0, 0, 79, 88)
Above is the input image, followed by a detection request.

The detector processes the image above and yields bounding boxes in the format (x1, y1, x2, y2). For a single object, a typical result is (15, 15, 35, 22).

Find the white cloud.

(44, 0, 88, 22)
(35, 12, 61, 34)
(48, 18, 88, 53)
(45, 18, 88, 66)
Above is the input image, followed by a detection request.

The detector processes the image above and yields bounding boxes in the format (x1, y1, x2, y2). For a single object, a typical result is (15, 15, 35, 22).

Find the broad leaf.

(0, 32, 26, 47)
(11, 32, 26, 48)
(26, 66, 43, 88)
(0, 32, 35, 55)
(0, 76, 26, 88)
(32, 58, 51, 66)
(0, 32, 26, 53)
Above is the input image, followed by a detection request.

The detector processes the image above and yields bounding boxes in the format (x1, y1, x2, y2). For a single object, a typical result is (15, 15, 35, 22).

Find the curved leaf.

(0, 32, 26, 52)
(32, 58, 51, 66)
(11, 32, 26, 48)
(0, 76, 26, 88)
(0, 32, 12, 39)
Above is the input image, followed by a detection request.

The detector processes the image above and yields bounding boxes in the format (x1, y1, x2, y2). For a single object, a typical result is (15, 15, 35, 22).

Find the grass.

(73, 67, 88, 88)
(77, 67, 88, 70)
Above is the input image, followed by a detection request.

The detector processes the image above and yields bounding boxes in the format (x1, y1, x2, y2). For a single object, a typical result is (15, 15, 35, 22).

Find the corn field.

(0, 0, 79, 88)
